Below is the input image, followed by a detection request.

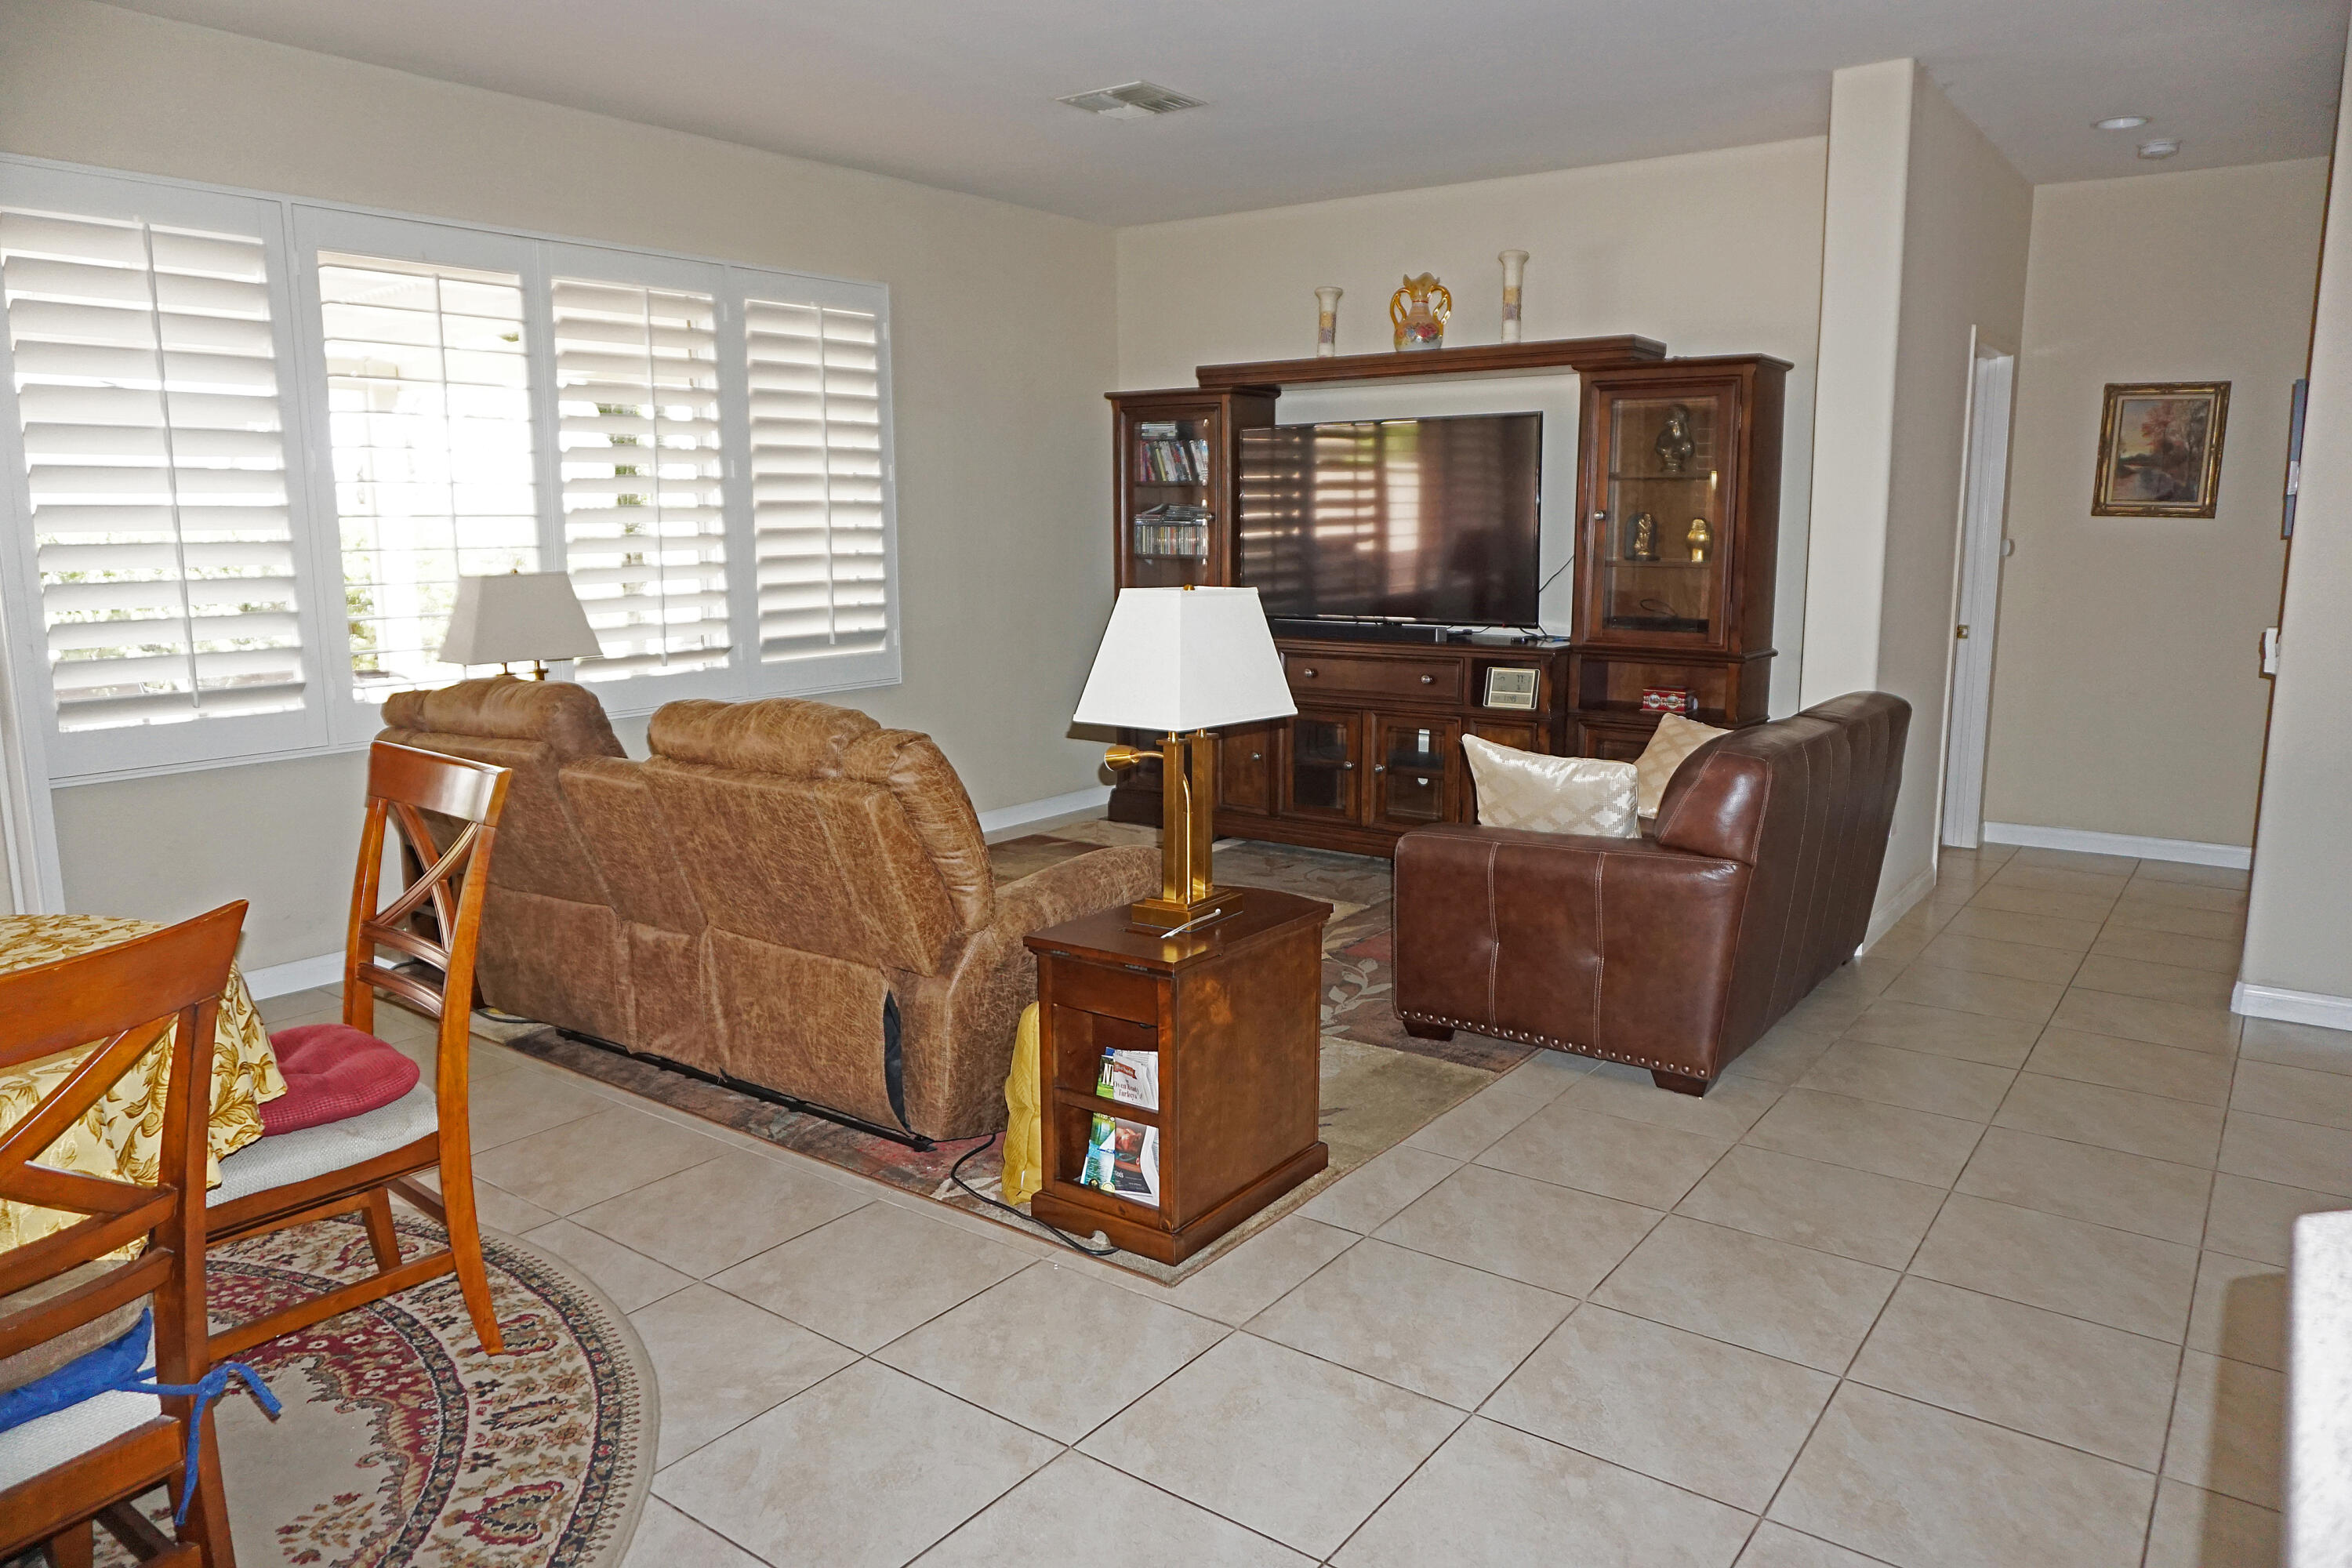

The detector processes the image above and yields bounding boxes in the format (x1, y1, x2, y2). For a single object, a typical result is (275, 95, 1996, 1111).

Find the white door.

(1941, 348, 2016, 849)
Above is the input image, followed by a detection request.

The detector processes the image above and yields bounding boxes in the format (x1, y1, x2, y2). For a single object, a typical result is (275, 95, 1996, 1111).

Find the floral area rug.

(505, 823, 1536, 1282)
(92, 1213, 653, 1568)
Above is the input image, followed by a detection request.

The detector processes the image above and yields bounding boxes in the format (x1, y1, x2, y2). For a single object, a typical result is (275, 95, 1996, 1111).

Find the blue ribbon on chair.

(122, 1358, 283, 1524)
(114, 1314, 285, 1526)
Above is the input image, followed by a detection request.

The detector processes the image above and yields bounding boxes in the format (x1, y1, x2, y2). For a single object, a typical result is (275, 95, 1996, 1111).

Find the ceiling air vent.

(1057, 82, 1205, 120)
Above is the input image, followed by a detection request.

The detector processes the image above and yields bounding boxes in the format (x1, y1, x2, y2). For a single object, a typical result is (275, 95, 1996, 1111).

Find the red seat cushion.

(261, 1023, 421, 1135)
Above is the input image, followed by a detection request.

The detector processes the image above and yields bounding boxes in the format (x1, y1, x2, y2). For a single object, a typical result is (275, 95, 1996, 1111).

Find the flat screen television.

(1236, 412, 1541, 627)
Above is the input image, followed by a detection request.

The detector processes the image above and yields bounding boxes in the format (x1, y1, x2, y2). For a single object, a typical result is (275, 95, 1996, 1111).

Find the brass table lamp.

(1073, 586, 1297, 932)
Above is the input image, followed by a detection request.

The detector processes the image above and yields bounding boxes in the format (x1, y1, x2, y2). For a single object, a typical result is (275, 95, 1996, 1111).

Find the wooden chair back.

(343, 742, 511, 1069)
(0, 901, 246, 1563)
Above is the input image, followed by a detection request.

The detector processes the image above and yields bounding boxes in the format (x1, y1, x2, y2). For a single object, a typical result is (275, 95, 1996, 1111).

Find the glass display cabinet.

(1109, 388, 1277, 593)
(1570, 358, 1787, 760)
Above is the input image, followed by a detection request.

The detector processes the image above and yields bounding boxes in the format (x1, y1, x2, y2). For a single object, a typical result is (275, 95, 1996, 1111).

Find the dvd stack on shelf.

(1131, 503, 1211, 559)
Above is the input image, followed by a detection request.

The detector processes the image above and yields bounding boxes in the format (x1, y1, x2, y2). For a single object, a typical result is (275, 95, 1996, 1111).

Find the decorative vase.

(1314, 286, 1342, 358)
(1686, 517, 1712, 563)
(1390, 273, 1450, 352)
(1498, 251, 1527, 343)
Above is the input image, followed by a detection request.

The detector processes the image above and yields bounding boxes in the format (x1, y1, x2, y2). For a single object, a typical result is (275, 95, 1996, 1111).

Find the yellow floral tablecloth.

(0, 913, 285, 1254)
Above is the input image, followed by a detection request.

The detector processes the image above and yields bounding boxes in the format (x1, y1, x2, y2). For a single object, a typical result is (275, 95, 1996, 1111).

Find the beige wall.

(1116, 138, 1831, 716)
(1800, 60, 1915, 709)
(0, 0, 1120, 966)
(1803, 62, 2032, 920)
(1985, 160, 2325, 848)
(2242, 42, 2352, 1014)
(1875, 68, 2033, 902)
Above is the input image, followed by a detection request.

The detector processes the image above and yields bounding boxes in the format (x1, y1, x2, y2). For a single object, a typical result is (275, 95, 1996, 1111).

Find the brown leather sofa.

(379, 677, 1159, 1142)
(1392, 693, 1908, 1094)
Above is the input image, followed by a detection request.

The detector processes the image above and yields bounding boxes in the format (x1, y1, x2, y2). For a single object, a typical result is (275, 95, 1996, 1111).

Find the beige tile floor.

(253, 842, 2344, 1566)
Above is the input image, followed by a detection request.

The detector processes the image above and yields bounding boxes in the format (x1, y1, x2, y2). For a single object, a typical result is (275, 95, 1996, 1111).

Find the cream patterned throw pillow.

(1461, 735, 1639, 837)
(1634, 712, 1731, 818)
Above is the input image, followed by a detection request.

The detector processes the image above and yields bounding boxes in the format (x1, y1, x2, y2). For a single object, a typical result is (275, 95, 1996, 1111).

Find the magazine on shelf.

(1078, 1111, 1160, 1207)
(1097, 1047, 1159, 1110)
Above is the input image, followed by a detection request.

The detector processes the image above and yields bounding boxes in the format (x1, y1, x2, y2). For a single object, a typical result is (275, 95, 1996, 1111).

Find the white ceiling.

(103, 0, 2350, 224)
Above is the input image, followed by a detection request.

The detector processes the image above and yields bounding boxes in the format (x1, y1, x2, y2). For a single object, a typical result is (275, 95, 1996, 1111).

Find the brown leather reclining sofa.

(379, 676, 1158, 1142)
(1392, 693, 1908, 1094)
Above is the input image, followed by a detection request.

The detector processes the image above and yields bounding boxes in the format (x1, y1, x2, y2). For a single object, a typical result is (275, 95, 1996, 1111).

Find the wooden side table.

(1024, 887, 1330, 1264)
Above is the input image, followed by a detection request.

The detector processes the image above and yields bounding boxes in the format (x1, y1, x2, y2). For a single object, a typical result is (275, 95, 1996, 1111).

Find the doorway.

(1940, 343, 2016, 850)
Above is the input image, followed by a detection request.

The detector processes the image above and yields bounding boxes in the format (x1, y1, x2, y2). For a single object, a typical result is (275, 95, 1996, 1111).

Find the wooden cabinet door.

(1279, 710, 1363, 822)
(1577, 373, 1745, 653)
(1218, 722, 1273, 814)
(1370, 716, 1457, 830)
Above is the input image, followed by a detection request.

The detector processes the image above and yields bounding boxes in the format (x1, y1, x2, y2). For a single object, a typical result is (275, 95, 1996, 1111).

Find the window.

(746, 299, 886, 660)
(319, 252, 537, 698)
(551, 278, 729, 681)
(0, 159, 898, 779)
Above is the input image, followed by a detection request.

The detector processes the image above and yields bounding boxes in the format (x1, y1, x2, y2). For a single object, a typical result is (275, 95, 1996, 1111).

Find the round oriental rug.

(98, 1213, 654, 1568)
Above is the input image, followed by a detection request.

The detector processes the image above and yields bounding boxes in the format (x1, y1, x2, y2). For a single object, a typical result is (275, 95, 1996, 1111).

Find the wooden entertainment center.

(1106, 336, 1788, 857)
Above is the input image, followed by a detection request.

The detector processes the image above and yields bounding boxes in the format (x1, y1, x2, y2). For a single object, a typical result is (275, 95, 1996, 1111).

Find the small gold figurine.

(1686, 516, 1713, 563)
(1390, 273, 1451, 352)
(1628, 512, 1657, 561)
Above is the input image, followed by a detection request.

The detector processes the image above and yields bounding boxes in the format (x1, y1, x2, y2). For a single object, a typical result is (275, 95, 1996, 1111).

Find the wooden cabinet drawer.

(1285, 652, 1463, 702)
(1040, 955, 1162, 1025)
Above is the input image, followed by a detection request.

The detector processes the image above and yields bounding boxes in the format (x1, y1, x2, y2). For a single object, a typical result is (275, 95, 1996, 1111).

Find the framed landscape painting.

(2092, 381, 2230, 517)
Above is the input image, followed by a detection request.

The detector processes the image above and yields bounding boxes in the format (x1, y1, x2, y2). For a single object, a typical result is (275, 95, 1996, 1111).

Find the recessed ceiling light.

(2095, 115, 2149, 131)
(2138, 138, 2182, 159)
(1057, 82, 1206, 119)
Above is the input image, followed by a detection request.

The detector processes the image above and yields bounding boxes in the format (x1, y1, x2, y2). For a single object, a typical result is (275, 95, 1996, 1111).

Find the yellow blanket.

(1001, 1003, 1043, 1206)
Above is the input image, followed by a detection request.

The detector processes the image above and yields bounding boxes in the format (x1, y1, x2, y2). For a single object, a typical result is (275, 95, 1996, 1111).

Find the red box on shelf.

(1640, 687, 1697, 715)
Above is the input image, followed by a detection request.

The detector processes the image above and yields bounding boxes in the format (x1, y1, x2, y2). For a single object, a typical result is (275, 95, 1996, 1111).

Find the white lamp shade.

(437, 572, 604, 667)
(1073, 586, 1298, 733)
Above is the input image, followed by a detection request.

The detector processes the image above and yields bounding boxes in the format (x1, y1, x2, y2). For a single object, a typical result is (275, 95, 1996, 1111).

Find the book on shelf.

(1132, 427, 1211, 485)
(1080, 1111, 1160, 1207)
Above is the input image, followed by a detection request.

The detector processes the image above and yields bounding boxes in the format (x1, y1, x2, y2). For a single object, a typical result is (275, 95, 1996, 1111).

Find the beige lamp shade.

(437, 572, 604, 669)
(1073, 586, 1296, 734)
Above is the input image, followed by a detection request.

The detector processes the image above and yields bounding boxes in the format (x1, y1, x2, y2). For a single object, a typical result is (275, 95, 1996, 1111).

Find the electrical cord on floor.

(947, 1133, 1119, 1258)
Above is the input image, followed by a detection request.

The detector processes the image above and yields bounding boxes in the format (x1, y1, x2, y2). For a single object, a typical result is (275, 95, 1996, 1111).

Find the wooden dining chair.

(0, 902, 249, 1568)
(205, 742, 513, 1362)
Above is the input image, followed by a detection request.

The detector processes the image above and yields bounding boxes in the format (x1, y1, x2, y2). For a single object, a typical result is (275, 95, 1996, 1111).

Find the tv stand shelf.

(1110, 630, 1576, 857)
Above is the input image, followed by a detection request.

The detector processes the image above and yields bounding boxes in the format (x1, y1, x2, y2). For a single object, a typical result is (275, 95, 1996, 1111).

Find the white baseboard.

(1864, 862, 1938, 952)
(241, 949, 343, 1000)
(2232, 980, 2352, 1032)
(978, 785, 1112, 840)
(1980, 821, 2251, 869)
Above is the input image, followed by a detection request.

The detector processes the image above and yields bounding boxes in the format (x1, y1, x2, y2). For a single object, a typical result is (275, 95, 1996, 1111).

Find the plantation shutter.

(743, 299, 887, 660)
(317, 251, 536, 699)
(1, 208, 303, 732)
(551, 278, 728, 680)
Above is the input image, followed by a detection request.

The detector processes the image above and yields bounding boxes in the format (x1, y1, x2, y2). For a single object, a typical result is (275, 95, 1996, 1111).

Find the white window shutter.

(552, 278, 728, 681)
(317, 251, 536, 699)
(744, 299, 887, 662)
(1, 208, 303, 732)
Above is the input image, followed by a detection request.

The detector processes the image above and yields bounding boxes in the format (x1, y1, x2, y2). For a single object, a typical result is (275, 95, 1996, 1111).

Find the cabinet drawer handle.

(1250, 751, 1262, 760)
(1338, 760, 1355, 770)
(1419, 674, 1434, 684)
(1300, 667, 1316, 677)
(1373, 764, 1386, 774)
(1415, 776, 1431, 786)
